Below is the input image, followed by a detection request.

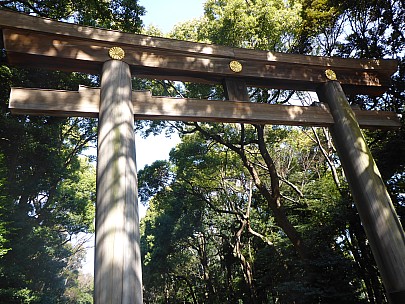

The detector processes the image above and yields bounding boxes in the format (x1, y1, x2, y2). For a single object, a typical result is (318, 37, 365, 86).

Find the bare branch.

(247, 224, 273, 247)
(311, 127, 341, 189)
(278, 175, 304, 197)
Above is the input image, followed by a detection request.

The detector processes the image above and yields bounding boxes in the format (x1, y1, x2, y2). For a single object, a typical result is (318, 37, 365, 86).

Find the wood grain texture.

(9, 87, 401, 129)
(95, 60, 142, 304)
(317, 81, 405, 304)
(0, 10, 398, 95)
(223, 78, 250, 101)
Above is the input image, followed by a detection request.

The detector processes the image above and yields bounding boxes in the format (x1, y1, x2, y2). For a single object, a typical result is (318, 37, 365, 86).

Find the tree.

(140, 126, 366, 303)
(0, 0, 145, 32)
(0, 153, 11, 258)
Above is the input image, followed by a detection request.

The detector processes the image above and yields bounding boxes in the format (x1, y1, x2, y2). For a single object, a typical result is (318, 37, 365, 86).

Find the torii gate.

(1, 9, 404, 304)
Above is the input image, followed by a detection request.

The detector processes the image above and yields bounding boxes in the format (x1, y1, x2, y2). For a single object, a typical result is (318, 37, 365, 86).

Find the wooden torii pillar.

(317, 81, 405, 303)
(95, 59, 142, 303)
(1, 10, 404, 304)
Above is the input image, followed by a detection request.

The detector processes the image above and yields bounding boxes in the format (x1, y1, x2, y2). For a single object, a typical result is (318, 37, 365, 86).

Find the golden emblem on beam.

(325, 69, 337, 80)
(108, 47, 125, 60)
(229, 60, 243, 73)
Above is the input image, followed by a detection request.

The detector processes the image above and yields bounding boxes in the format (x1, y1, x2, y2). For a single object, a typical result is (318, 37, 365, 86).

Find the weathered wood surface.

(95, 60, 142, 304)
(0, 9, 398, 95)
(223, 78, 250, 101)
(9, 86, 401, 129)
(317, 81, 405, 304)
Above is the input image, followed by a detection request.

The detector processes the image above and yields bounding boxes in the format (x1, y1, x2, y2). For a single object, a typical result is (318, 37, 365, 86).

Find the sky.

(134, 0, 206, 169)
(139, 0, 205, 33)
(134, 0, 206, 189)
(81, 0, 206, 275)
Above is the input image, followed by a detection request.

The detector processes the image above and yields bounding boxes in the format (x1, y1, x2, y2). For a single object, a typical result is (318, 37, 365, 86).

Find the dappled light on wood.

(95, 60, 142, 303)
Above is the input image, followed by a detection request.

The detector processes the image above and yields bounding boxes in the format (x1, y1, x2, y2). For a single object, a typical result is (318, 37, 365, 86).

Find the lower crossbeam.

(9, 86, 401, 129)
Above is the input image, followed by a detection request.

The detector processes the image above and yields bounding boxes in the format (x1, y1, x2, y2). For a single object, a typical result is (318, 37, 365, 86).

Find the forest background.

(0, 0, 404, 303)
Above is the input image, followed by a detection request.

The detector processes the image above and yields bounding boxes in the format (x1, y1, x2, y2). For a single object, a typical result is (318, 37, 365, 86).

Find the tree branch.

(278, 175, 304, 197)
(311, 127, 341, 189)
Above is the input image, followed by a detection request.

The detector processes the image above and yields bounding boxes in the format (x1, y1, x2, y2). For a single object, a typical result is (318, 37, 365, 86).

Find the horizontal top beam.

(9, 86, 401, 129)
(0, 9, 398, 95)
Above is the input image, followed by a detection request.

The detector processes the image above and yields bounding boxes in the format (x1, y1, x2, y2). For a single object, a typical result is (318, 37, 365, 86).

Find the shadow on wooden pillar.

(95, 60, 143, 304)
(317, 81, 405, 304)
(223, 78, 250, 101)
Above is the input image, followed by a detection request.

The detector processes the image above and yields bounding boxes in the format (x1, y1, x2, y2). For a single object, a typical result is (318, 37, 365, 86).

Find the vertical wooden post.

(317, 81, 405, 304)
(223, 78, 250, 101)
(95, 59, 143, 304)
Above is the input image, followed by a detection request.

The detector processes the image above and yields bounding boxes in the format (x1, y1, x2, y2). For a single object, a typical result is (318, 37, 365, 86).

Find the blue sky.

(139, 0, 205, 33)
(135, 0, 206, 170)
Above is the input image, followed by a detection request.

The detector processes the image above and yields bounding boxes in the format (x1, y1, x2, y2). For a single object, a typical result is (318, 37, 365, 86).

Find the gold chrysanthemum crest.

(229, 60, 243, 73)
(109, 47, 125, 60)
(325, 69, 337, 80)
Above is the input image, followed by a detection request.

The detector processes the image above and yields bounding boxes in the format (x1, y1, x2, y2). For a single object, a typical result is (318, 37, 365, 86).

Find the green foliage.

(138, 160, 172, 204)
(140, 126, 365, 303)
(51, 157, 96, 233)
(0, 154, 96, 303)
(64, 273, 93, 304)
(0, 153, 11, 258)
(1, 0, 145, 32)
(170, 0, 303, 51)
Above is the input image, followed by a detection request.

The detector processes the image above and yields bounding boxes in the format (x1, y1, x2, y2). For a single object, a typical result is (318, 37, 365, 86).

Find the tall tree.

(139, 127, 364, 303)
